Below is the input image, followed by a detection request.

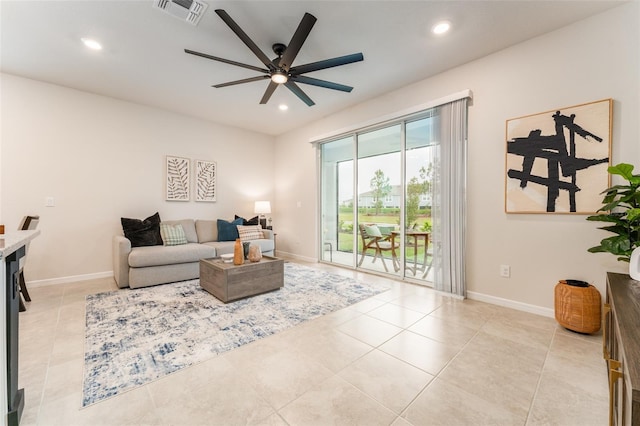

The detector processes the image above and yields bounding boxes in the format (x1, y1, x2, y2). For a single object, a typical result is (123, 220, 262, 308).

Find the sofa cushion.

(162, 219, 197, 243)
(202, 241, 235, 256)
(237, 225, 264, 241)
(235, 214, 259, 226)
(217, 218, 243, 241)
(121, 212, 162, 247)
(128, 243, 216, 267)
(195, 220, 217, 243)
(160, 223, 188, 246)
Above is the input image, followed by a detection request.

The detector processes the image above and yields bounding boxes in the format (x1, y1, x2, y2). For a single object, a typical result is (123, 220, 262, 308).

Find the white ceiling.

(0, 1, 625, 136)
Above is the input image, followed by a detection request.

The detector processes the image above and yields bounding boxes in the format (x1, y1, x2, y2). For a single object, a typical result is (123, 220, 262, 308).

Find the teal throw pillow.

(160, 223, 188, 246)
(217, 218, 243, 241)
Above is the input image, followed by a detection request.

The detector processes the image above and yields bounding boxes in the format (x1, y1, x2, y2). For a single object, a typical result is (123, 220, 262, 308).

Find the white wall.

(274, 2, 640, 310)
(1, 74, 275, 283)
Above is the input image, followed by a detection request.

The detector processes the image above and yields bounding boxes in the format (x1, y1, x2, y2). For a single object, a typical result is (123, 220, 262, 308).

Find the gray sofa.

(113, 219, 274, 289)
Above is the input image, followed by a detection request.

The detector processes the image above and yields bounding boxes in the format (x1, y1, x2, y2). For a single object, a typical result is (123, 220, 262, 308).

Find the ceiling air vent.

(153, 0, 208, 26)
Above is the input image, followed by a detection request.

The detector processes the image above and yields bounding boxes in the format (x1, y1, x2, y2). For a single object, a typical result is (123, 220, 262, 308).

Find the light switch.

(45, 197, 55, 207)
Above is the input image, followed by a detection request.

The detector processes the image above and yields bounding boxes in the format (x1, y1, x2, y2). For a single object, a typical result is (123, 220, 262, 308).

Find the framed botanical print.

(195, 159, 216, 202)
(166, 155, 190, 201)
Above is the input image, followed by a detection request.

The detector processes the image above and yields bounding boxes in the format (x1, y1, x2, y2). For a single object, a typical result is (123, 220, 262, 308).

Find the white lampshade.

(254, 201, 271, 215)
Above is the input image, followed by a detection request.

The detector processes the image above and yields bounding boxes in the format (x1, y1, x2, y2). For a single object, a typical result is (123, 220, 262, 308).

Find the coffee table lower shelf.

(199, 256, 284, 303)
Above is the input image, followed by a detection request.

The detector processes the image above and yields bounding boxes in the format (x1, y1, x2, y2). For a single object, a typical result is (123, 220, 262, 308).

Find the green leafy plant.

(587, 163, 640, 262)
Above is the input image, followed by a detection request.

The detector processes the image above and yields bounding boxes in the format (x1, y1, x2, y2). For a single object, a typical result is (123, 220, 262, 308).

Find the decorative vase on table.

(233, 239, 244, 265)
(248, 244, 262, 262)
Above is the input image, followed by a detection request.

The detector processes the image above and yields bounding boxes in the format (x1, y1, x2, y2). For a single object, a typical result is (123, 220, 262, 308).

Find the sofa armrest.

(261, 229, 274, 240)
(113, 235, 131, 288)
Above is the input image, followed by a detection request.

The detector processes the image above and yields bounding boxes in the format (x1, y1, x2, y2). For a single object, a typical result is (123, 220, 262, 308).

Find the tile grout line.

(523, 325, 557, 425)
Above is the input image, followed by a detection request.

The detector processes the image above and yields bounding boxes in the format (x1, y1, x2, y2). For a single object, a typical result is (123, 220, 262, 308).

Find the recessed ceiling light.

(432, 21, 451, 35)
(278, 104, 289, 111)
(81, 38, 103, 50)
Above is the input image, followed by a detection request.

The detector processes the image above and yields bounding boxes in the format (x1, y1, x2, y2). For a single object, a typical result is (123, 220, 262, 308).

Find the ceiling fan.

(185, 9, 364, 106)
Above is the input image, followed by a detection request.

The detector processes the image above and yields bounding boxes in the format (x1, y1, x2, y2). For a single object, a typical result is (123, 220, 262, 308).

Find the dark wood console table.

(1, 230, 40, 426)
(604, 272, 640, 425)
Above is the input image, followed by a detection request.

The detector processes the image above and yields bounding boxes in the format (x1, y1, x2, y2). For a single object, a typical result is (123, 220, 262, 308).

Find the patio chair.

(358, 224, 399, 272)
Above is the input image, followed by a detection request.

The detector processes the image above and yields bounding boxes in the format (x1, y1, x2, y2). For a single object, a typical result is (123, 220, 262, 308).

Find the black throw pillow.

(235, 214, 260, 226)
(121, 212, 163, 247)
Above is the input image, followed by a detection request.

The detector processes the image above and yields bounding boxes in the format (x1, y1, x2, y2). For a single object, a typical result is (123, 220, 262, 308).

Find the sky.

(338, 147, 433, 202)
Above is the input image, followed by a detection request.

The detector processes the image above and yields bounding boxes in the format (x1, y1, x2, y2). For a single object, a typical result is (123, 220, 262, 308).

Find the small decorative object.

(554, 279, 601, 334)
(630, 247, 640, 281)
(248, 244, 262, 262)
(219, 253, 234, 263)
(166, 155, 190, 201)
(233, 239, 244, 265)
(505, 99, 612, 213)
(586, 163, 640, 277)
(242, 241, 250, 259)
(195, 160, 216, 202)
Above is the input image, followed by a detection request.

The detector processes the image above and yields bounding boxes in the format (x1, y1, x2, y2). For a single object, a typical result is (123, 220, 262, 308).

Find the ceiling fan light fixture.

(271, 71, 288, 84)
(278, 104, 289, 111)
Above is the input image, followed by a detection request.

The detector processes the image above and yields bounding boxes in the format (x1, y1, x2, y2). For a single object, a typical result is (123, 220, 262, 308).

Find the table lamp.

(254, 201, 271, 229)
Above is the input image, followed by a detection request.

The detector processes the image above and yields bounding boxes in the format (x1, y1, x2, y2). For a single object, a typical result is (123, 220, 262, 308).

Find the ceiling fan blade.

(284, 81, 315, 106)
(260, 81, 279, 104)
(278, 12, 317, 71)
(185, 49, 268, 74)
(213, 75, 270, 88)
(291, 75, 353, 92)
(215, 9, 275, 71)
(291, 53, 364, 75)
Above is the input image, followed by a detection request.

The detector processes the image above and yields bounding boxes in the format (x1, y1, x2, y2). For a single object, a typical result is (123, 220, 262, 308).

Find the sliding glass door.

(320, 137, 354, 267)
(318, 95, 469, 295)
(405, 116, 437, 282)
(319, 116, 436, 284)
(357, 125, 402, 276)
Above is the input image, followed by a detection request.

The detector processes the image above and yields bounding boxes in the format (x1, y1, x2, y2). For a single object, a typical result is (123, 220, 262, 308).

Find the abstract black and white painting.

(166, 155, 190, 201)
(195, 159, 216, 202)
(505, 99, 612, 214)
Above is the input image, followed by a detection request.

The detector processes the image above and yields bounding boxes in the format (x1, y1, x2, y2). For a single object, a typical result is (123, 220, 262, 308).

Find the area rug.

(82, 262, 389, 406)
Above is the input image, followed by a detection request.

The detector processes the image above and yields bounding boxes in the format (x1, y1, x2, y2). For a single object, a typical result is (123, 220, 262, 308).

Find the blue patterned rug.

(82, 263, 389, 406)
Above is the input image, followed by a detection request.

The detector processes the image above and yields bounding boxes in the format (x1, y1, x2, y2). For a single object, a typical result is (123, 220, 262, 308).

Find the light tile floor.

(18, 260, 608, 425)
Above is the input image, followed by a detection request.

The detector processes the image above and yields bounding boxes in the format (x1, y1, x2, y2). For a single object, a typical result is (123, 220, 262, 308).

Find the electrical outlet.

(45, 196, 55, 207)
(500, 264, 511, 278)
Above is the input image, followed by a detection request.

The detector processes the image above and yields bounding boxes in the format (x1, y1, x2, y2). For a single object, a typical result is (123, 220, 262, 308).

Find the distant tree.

(370, 169, 391, 215)
(406, 176, 422, 227)
(406, 164, 433, 226)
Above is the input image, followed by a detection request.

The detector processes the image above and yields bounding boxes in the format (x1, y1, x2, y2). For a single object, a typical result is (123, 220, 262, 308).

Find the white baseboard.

(466, 290, 554, 318)
(27, 271, 114, 288)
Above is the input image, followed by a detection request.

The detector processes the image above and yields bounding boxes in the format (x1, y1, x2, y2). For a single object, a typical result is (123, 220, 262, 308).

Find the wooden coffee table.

(199, 256, 284, 303)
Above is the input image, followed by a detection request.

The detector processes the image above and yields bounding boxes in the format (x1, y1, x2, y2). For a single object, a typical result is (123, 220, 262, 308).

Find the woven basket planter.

(554, 279, 601, 334)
